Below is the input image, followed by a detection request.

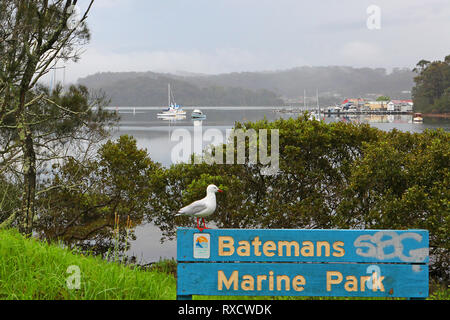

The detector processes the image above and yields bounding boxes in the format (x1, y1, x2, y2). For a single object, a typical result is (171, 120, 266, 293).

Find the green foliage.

(147, 258, 178, 278)
(0, 1, 105, 234)
(36, 135, 164, 256)
(155, 115, 381, 235)
(0, 175, 21, 227)
(376, 96, 390, 101)
(337, 129, 449, 280)
(412, 55, 450, 113)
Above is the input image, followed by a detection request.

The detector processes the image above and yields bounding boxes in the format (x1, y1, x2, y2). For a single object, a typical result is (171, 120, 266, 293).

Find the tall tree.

(412, 55, 450, 113)
(0, 0, 116, 235)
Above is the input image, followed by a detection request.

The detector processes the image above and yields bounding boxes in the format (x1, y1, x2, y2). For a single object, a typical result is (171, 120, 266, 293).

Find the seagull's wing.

(176, 199, 208, 216)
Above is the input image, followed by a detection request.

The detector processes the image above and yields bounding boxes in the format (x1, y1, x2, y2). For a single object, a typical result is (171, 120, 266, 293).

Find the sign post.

(177, 228, 429, 299)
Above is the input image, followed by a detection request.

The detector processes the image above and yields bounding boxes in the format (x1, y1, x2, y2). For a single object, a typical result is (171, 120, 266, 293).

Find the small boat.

(158, 114, 186, 121)
(157, 104, 186, 117)
(308, 111, 320, 121)
(413, 113, 423, 123)
(157, 84, 186, 118)
(191, 109, 206, 120)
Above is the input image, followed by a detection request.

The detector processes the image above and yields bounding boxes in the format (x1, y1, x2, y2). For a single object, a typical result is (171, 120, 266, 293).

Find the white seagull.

(175, 184, 223, 231)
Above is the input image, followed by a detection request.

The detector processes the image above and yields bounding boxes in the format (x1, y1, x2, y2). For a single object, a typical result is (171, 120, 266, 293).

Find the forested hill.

(77, 72, 284, 106)
(77, 66, 415, 106)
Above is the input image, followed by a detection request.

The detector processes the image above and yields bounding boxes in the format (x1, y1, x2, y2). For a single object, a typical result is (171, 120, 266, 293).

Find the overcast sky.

(53, 0, 450, 84)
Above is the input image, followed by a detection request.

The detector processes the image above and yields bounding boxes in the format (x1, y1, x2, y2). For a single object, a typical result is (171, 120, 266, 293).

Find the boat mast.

(304, 89, 306, 109)
(168, 83, 171, 107)
(316, 88, 320, 114)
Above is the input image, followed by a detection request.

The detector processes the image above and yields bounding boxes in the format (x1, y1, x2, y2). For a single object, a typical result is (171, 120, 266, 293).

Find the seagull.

(175, 184, 223, 232)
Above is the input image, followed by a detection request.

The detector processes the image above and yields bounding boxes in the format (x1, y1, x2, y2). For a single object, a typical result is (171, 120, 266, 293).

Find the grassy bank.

(0, 229, 176, 300)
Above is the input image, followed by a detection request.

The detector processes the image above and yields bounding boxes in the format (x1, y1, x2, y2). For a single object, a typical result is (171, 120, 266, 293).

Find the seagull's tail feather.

(175, 210, 187, 217)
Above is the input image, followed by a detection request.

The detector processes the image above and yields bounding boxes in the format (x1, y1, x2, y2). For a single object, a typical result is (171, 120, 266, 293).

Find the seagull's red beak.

(217, 189, 224, 193)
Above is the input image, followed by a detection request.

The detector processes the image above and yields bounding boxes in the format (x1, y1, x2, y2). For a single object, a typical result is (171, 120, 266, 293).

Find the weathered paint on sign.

(176, 228, 429, 299)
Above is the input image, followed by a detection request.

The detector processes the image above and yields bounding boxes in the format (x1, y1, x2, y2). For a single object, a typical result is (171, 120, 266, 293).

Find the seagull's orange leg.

(202, 218, 210, 230)
(196, 217, 204, 232)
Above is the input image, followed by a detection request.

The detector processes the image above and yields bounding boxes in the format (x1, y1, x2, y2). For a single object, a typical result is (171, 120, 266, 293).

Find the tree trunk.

(19, 128, 36, 236)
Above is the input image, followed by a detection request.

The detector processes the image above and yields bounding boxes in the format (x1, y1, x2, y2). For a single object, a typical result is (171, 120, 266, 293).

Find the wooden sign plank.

(177, 262, 428, 298)
(177, 228, 429, 264)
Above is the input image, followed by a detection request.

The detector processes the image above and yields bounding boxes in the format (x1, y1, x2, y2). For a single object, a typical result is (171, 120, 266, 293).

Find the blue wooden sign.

(177, 228, 429, 299)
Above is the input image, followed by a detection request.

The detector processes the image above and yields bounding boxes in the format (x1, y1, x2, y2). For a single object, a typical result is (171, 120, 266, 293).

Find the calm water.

(109, 107, 449, 263)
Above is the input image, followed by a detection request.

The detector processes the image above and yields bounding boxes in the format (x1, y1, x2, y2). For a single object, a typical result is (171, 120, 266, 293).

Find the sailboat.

(157, 84, 186, 118)
(308, 89, 321, 121)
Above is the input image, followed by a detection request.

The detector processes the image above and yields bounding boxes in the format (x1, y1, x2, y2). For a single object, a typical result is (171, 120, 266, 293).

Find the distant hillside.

(78, 72, 284, 107)
(78, 66, 415, 106)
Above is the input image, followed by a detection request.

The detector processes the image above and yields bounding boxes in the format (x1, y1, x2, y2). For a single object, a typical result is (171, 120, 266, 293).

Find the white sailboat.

(309, 89, 321, 121)
(157, 84, 186, 118)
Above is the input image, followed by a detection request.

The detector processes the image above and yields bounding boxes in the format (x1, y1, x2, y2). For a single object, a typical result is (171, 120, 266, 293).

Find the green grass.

(0, 229, 176, 300)
(1, 229, 448, 300)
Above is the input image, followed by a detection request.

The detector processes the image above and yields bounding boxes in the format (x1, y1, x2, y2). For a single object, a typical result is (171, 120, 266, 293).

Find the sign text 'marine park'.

(176, 228, 429, 299)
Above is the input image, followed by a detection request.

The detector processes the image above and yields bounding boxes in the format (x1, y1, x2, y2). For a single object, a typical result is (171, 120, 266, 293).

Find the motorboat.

(413, 113, 423, 123)
(191, 109, 206, 120)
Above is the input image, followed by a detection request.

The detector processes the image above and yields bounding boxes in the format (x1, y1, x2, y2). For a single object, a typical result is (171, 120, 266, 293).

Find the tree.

(412, 59, 431, 73)
(337, 129, 449, 281)
(154, 115, 381, 239)
(412, 55, 450, 114)
(0, 1, 116, 235)
(36, 135, 165, 256)
(0, 174, 21, 229)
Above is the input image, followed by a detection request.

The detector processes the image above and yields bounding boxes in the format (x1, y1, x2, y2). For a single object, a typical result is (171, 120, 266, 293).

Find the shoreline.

(422, 113, 450, 119)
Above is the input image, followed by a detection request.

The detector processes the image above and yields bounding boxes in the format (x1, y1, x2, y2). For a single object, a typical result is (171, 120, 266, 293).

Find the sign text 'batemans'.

(218, 236, 345, 258)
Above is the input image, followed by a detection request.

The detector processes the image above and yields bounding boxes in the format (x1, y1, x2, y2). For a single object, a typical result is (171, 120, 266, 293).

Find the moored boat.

(413, 112, 423, 123)
(191, 109, 206, 120)
(157, 84, 186, 118)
